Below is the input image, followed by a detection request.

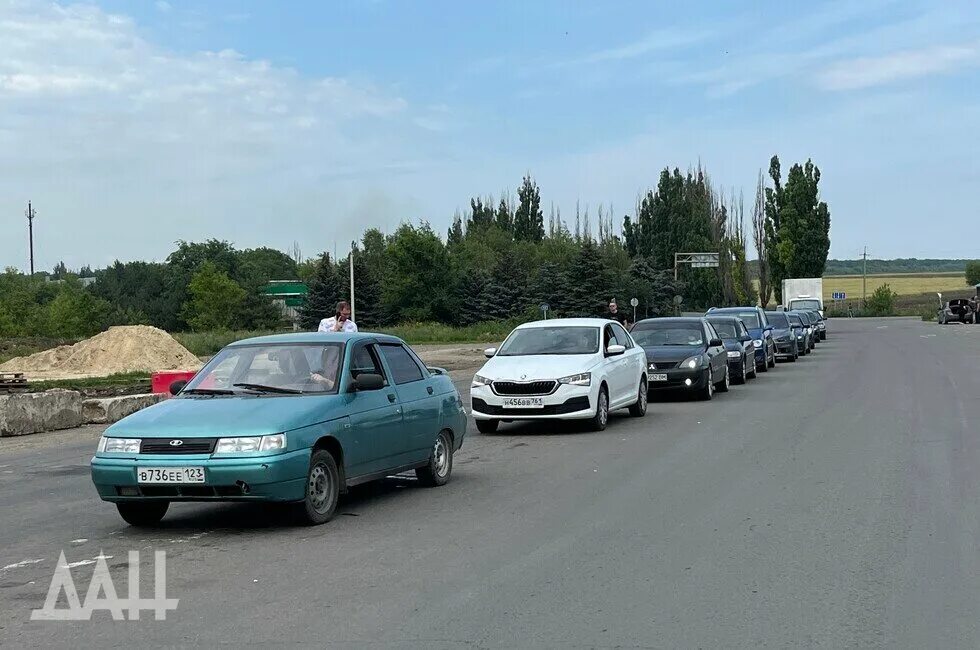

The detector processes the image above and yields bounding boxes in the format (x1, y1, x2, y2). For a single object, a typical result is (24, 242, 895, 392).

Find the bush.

(967, 260, 980, 287)
(864, 284, 897, 316)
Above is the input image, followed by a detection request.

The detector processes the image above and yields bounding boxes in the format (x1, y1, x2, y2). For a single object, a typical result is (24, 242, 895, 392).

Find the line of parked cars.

(89, 306, 828, 529)
(471, 305, 828, 425)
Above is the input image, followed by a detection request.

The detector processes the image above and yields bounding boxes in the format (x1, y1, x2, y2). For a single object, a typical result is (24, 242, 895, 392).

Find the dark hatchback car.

(704, 307, 776, 372)
(631, 317, 730, 400)
(705, 316, 757, 384)
(796, 311, 817, 351)
(938, 298, 976, 324)
(787, 311, 811, 355)
(805, 310, 826, 342)
(765, 311, 798, 362)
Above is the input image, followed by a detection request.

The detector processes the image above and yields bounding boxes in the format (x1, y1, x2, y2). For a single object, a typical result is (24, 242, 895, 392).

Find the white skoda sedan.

(470, 318, 648, 433)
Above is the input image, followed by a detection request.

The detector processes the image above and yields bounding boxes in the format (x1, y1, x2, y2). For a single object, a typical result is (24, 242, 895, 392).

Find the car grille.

(650, 362, 677, 370)
(491, 380, 558, 396)
(139, 438, 217, 455)
(472, 396, 590, 416)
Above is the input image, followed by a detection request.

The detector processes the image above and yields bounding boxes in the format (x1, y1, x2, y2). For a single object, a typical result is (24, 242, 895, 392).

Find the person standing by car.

(318, 301, 357, 333)
(607, 300, 630, 328)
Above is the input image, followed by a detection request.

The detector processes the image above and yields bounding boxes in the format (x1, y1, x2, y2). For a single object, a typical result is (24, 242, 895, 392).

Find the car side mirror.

(484, 347, 497, 358)
(739, 335, 751, 342)
(764, 325, 774, 332)
(169, 380, 187, 396)
(606, 344, 626, 356)
(352, 373, 385, 391)
(709, 338, 724, 348)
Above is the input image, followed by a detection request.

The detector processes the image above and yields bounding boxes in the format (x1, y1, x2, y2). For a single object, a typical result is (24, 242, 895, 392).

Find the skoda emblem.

(521, 374, 527, 380)
(169, 439, 184, 447)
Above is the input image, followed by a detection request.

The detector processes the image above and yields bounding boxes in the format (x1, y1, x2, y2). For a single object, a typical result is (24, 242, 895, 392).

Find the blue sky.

(1, 0, 978, 270)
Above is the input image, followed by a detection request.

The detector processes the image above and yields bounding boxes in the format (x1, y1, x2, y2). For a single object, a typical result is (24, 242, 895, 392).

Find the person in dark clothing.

(607, 300, 630, 328)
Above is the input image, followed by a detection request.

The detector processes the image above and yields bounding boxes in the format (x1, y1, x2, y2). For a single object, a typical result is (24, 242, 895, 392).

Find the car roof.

(228, 331, 405, 347)
(514, 318, 613, 329)
(705, 315, 742, 322)
(633, 316, 704, 326)
(708, 306, 761, 313)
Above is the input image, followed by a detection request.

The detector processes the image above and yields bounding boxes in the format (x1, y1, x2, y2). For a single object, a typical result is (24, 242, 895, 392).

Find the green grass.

(27, 372, 151, 391)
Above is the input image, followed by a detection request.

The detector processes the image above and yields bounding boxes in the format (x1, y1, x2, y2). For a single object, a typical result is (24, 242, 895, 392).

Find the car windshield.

(797, 313, 811, 325)
(731, 312, 761, 328)
(631, 323, 705, 346)
(497, 326, 599, 356)
(790, 299, 822, 311)
(707, 320, 737, 338)
(767, 312, 790, 328)
(788, 314, 803, 327)
(184, 343, 344, 395)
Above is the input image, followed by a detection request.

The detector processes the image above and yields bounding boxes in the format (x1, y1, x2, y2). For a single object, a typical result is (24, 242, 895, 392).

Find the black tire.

(475, 419, 499, 434)
(788, 350, 797, 362)
(628, 378, 648, 417)
(748, 357, 758, 379)
(589, 386, 610, 431)
(715, 365, 730, 392)
(734, 360, 747, 385)
(700, 367, 714, 400)
(116, 501, 169, 527)
(295, 450, 340, 526)
(767, 346, 776, 368)
(757, 353, 768, 373)
(416, 430, 454, 487)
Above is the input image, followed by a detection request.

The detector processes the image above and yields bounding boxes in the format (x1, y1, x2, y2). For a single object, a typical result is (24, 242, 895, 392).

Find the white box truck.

(782, 278, 824, 316)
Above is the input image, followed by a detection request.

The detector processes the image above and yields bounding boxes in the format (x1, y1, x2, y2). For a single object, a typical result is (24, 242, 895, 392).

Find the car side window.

(350, 344, 387, 384)
(379, 344, 425, 385)
(610, 323, 632, 348)
(704, 322, 717, 343)
(603, 325, 619, 349)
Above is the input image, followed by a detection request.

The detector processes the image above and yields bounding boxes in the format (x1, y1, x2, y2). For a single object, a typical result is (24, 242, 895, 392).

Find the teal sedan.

(91, 332, 467, 526)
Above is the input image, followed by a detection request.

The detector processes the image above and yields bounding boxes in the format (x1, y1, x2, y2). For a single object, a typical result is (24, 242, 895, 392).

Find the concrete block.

(0, 389, 84, 437)
(83, 393, 165, 425)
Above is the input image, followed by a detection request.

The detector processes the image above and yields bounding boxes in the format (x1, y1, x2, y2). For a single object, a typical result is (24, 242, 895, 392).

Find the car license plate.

(648, 373, 668, 382)
(502, 397, 544, 409)
(137, 467, 205, 484)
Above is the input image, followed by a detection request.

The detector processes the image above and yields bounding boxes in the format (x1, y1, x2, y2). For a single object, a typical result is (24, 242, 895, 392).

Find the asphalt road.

(1, 318, 978, 648)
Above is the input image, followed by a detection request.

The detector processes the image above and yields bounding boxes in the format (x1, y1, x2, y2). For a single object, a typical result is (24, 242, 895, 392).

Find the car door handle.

(427, 386, 433, 395)
(387, 393, 396, 403)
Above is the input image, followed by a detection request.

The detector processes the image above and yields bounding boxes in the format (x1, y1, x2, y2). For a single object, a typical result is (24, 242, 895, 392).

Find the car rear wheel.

(628, 378, 648, 417)
(116, 501, 169, 527)
(475, 419, 499, 434)
(589, 386, 610, 431)
(416, 430, 454, 487)
(295, 450, 340, 526)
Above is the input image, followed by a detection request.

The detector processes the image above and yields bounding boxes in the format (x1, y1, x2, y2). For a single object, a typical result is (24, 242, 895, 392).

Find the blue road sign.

(832, 291, 846, 300)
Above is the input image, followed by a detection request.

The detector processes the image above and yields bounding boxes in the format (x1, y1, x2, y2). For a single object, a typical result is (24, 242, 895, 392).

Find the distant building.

(264, 281, 308, 330)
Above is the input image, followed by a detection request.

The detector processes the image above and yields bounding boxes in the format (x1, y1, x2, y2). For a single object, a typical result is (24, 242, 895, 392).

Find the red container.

(151, 370, 198, 396)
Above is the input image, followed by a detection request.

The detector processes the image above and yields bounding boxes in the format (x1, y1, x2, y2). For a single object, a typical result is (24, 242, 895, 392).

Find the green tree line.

(1, 160, 836, 339)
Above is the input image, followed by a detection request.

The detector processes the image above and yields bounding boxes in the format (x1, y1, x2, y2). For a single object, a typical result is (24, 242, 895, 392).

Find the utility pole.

(349, 241, 356, 322)
(861, 246, 868, 308)
(25, 201, 37, 275)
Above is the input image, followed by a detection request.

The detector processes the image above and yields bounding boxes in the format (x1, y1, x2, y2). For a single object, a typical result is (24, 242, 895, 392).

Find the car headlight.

(726, 351, 741, 358)
(753, 339, 763, 347)
(680, 356, 700, 369)
(797, 335, 803, 339)
(214, 434, 286, 454)
(471, 374, 492, 387)
(98, 437, 140, 453)
(558, 372, 591, 386)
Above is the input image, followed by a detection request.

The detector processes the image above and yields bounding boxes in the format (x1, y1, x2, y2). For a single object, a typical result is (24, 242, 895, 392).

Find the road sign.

(832, 292, 846, 300)
(630, 298, 639, 307)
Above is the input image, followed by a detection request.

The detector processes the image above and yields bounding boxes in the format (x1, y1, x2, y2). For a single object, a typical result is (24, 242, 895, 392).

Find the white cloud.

(0, 1, 441, 269)
(816, 41, 980, 90)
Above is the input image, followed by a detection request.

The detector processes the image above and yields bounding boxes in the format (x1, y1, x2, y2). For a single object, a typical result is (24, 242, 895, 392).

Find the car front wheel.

(116, 501, 169, 527)
(701, 367, 714, 400)
(295, 450, 340, 526)
(589, 386, 610, 431)
(416, 430, 454, 487)
(628, 378, 648, 417)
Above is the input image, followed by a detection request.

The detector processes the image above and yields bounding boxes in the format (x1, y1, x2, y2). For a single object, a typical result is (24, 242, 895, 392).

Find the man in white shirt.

(318, 301, 358, 333)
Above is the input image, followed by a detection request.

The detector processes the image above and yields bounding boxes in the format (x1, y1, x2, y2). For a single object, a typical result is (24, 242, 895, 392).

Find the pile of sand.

(0, 325, 203, 380)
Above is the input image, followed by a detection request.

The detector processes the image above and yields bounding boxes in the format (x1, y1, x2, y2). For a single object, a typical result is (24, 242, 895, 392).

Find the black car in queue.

(805, 310, 826, 341)
(795, 310, 817, 351)
(630, 317, 730, 400)
(786, 311, 811, 355)
(705, 316, 757, 384)
(765, 311, 798, 362)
